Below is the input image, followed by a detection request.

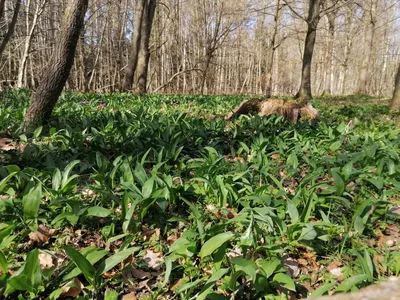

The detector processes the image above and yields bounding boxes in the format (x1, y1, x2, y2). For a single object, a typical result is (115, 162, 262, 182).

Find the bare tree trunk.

(123, 0, 145, 91)
(355, 0, 377, 95)
(264, 0, 282, 98)
(17, 0, 47, 88)
(295, 0, 321, 100)
(391, 64, 400, 111)
(135, 0, 156, 94)
(0, 0, 22, 59)
(323, 10, 335, 94)
(22, 0, 88, 132)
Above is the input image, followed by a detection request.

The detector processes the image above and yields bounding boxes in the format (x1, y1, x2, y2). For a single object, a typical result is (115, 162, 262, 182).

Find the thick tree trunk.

(135, 0, 156, 94)
(295, 0, 321, 100)
(0, 0, 21, 59)
(390, 64, 400, 111)
(123, 0, 145, 91)
(22, 0, 88, 132)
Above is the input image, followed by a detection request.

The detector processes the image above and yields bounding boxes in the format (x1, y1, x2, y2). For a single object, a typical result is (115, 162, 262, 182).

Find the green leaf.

(8, 249, 42, 293)
(196, 268, 229, 300)
(52, 169, 61, 191)
(272, 273, 296, 292)
(287, 152, 299, 169)
(63, 249, 108, 282)
(61, 160, 80, 187)
(260, 258, 282, 278)
(335, 274, 369, 292)
(23, 184, 42, 220)
(354, 216, 364, 235)
(142, 177, 154, 199)
(299, 224, 317, 241)
(231, 258, 257, 281)
(63, 246, 96, 285)
(86, 207, 111, 218)
(329, 139, 343, 152)
(309, 282, 336, 298)
(162, 257, 172, 288)
(0, 172, 17, 192)
(199, 232, 235, 259)
(366, 178, 384, 190)
(0, 250, 7, 279)
(287, 200, 299, 224)
(96, 247, 140, 277)
(105, 290, 118, 300)
(332, 171, 345, 196)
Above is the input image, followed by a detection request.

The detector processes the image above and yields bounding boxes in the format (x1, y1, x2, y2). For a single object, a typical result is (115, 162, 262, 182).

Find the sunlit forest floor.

(0, 90, 399, 299)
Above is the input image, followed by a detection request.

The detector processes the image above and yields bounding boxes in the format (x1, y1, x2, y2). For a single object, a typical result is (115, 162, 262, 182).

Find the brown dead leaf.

(326, 260, 343, 272)
(130, 269, 152, 280)
(122, 293, 138, 300)
(29, 225, 56, 244)
(167, 233, 179, 246)
(143, 249, 163, 270)
(143, 228, 160, 242)
(61, 278, 83, 298)
(171, 279, 186, 291)
(0, 194, 9, 201)
(271, 153, 280, 160)
(38, 253, 54, 269)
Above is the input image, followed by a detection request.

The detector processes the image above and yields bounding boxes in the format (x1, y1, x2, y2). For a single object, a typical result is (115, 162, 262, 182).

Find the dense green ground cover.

(0, 90, 399, 299)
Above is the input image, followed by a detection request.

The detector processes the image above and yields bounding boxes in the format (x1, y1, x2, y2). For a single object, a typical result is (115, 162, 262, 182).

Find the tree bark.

(355, 0, 377, 95)
(22, 0, 88, 132)
(0, 0, 21, 60)
(123, 0, 145, 91)
(390, 64, 400, 111)
(295, 0, 321, 100)
(135, 0, 156, 94)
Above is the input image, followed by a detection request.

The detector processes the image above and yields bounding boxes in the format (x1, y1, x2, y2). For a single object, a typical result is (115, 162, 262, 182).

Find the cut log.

(226, 98, 320, 124)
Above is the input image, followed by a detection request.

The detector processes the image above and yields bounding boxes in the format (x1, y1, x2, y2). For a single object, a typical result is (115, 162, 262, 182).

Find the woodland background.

(0, 0, 399, 97)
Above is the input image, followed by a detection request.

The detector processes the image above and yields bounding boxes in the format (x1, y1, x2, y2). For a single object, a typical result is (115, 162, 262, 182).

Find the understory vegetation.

(0, 90, 399, 299)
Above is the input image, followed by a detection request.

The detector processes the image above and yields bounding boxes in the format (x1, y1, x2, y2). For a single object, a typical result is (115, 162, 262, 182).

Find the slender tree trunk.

(135, 0, 156, 94)
(22, 0, 88, 132)
(355, 0, 377, 95)
(391, 64, 400, 111)
(0, 0, 22, 59)
(295, 0, 321, 100)
(264, 0, 281, 98)
(17, 0, 47, 88)
(123, 0, 145, 91)
(323, 11, 335, 94)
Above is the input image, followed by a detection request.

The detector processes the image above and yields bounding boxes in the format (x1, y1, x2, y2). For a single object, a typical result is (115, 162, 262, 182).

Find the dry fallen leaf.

(29, 225, 56, 244)
(143, 228, 160, 242)
(122, 293, 138, 300)
(38, 253, 54, 269)
(130, 269, 152, 280)
(61, 278, 83, 298)
(143, 249, 163, 270)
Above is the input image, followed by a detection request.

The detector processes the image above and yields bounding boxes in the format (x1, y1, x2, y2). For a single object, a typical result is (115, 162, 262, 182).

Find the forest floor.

(0, 90, 399, 300)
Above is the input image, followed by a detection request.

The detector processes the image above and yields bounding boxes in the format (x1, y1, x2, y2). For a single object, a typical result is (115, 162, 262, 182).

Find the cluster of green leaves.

(0, 90, 399, 299)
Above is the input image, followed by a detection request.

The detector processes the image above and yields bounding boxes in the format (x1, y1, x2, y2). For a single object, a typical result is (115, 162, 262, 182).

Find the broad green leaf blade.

(23, 184, 42, 220)
(335, 274, 369, 292)
(199, 232, 235, 259)
(231, 258, 257, 281)
(162, 257, 172, 288)
(63, 246, 96, 285)
(272, 273, 296, 292)
(105, 290, 119, 300)
(332, 171, 345, 196)
(0, 250, 7, 279)
(309, 282, 336, 298)
(63, 249, 108, 282)
(196, 268, 229, 300)
(96, 247, 141, 277)
(52, 169, 61, 191)
(86, 207, 111, 218)
(61, 160, 80, 187)
(0, 172, 17, 192)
